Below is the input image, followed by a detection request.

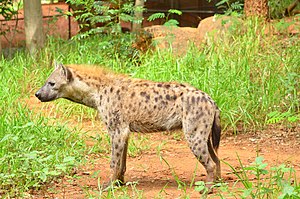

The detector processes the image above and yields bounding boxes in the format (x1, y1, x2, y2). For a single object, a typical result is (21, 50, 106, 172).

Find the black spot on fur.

(180, 83, 186, 87)
(166, 94, 171, 100)
(164, 84, 171, 89)
(157, 83, 162, 87)
(155, 97, 158, 102)
(191, 96, 195, 104)
(194, 127, 198, 132)
(140, 91, 147, 96)
(201, 96, 207, 102)
(131, 92, 135, 98)
(205, 106, 208, 111)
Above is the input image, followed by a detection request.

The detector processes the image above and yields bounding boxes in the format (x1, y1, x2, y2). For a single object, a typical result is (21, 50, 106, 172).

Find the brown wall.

(0, 3, 79, 48)
(0, 1, 218, 48)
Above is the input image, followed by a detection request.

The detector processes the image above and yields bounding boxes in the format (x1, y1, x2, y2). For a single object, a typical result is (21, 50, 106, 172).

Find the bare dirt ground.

(25, 96, 300, 199)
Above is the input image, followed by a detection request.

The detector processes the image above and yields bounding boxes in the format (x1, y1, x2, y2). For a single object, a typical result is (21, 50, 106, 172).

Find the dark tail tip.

(212, 110, 221, 151)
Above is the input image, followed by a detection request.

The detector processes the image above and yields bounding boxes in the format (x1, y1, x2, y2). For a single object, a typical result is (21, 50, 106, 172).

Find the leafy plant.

(269, 0, 300, 19)
(220, 156, 300, 198)
(266, 111, 299, 124)
(66, 0, 143, 38)
(147, 9, 182, 27)
(215, 0, 244, 16)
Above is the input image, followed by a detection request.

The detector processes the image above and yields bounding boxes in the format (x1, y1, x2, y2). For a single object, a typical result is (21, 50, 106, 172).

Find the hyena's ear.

(54, 61, 73, 82)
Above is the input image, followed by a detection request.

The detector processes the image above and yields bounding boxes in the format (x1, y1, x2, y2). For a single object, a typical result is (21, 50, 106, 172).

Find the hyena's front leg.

(104, 127, 130, 189)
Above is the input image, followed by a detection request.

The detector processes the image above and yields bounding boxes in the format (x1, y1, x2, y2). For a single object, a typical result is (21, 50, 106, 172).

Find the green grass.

(0, 58, 87, 196)
(0, 17, 299, 197)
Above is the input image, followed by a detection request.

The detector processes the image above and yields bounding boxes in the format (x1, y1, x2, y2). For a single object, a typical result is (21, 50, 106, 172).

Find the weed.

(266, 111, 299, 124)
(215, 155, 300, 198)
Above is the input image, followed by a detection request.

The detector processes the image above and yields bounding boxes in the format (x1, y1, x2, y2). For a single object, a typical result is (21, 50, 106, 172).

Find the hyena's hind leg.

(104, 126, 130, 189)
(183, 123, 217, 187)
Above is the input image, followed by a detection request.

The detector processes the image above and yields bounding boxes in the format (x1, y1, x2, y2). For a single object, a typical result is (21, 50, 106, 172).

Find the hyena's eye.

(48, 82, 55, 87)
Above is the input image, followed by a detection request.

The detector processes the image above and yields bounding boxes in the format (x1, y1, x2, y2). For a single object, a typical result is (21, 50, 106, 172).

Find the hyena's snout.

(35, 89, 46, 102)
(35, 87, 57, 102)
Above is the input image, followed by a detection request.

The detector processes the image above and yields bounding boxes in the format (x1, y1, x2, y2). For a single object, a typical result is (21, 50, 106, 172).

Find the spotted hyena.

(35, 62, 221, 190)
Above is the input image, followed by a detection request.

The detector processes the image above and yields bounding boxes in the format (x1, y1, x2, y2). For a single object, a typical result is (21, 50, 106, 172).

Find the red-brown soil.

(25, 96, 300, 199)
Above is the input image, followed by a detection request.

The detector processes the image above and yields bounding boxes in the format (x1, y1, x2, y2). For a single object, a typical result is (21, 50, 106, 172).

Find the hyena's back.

(102, 79, 219, 135)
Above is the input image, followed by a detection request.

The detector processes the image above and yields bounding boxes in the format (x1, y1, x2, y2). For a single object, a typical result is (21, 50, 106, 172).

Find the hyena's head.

(35, 62, 73, 102)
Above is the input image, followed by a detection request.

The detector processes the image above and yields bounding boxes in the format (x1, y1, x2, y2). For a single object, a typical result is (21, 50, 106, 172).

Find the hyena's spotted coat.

(35, 62, 221, 189)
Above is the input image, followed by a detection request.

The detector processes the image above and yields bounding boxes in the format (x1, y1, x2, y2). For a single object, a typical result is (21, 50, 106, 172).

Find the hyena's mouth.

(35, 91, 57, 102)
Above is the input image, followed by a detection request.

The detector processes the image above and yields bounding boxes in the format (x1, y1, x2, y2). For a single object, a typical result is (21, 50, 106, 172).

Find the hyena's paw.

(102, 180, 125, 192)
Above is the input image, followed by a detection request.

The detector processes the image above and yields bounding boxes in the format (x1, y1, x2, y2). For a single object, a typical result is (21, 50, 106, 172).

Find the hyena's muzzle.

(35, 83, 58, 102)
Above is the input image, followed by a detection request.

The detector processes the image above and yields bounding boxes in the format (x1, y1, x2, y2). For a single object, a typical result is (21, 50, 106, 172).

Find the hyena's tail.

(211, 108, 221, 152)
(208, 107, 221, 179)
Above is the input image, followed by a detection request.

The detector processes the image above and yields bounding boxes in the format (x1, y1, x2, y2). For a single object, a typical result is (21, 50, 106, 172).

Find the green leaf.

(168, 9, 182, 15)
(164, 19, 179, 27)
(147, 13, 165, 21)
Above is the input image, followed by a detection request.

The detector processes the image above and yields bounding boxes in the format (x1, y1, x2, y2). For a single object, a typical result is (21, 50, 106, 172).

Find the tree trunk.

(0, 35, 2, 60)
(132, 0, 144, 32)
(24, 0, 44, 55)
(244, 0, 269, 19)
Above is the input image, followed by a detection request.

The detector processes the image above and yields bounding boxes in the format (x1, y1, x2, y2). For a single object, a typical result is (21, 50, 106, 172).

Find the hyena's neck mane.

(66, 64, 129, 87)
